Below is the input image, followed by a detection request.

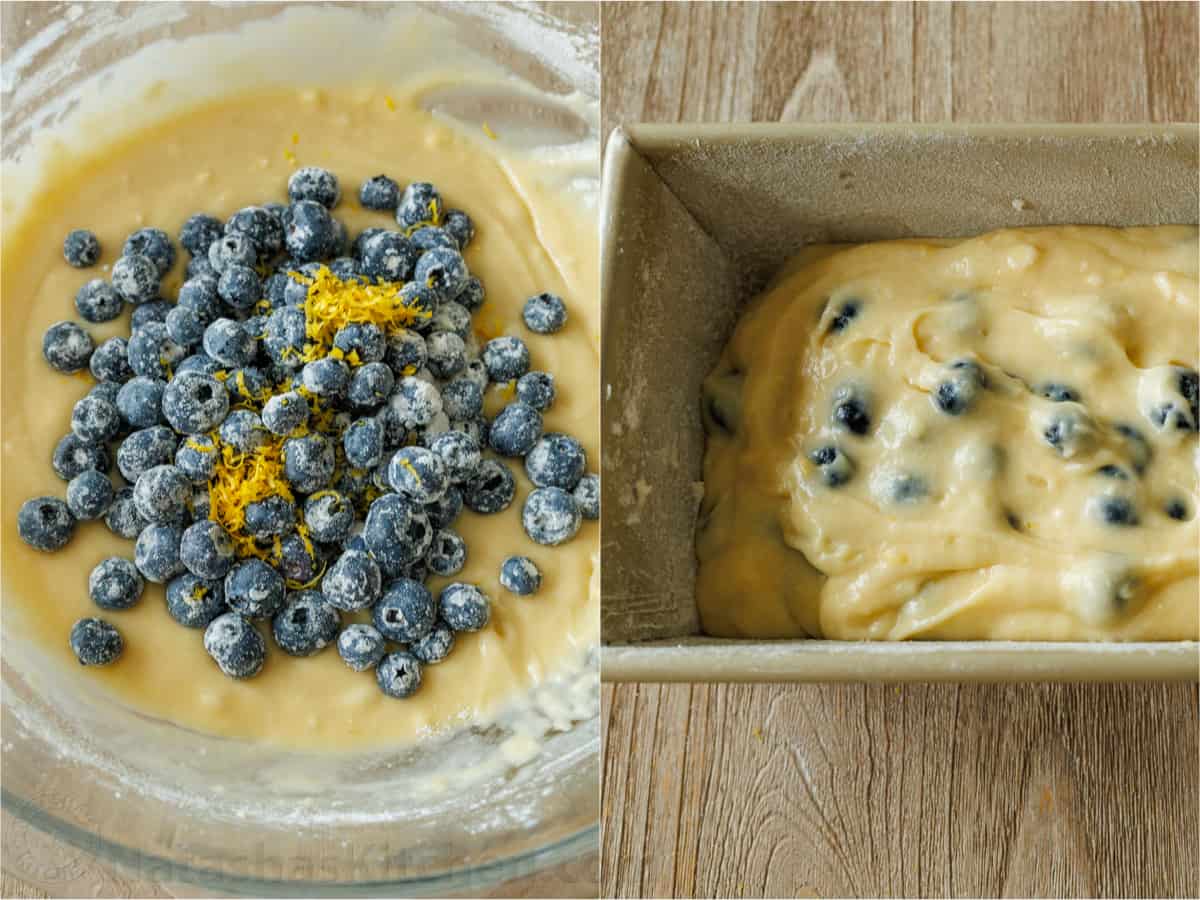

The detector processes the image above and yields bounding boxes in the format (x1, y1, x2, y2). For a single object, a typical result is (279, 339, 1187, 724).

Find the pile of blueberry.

(22, 166, 599, 698)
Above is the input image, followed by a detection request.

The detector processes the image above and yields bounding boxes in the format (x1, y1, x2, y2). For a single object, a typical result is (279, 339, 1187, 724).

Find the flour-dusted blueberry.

(117, 426, 177, 481)
(225, 205, 285, 258)
(104, 487, 146, 540)
(430, 301, 471, 341)
(373, 578, 436, 642)
(70, 618, 123, 666)
(410, 226, 458, 253)
(130, 300, 172, 330)
(177, 275, 223, 324)
(482, 336, 530, 383)
(17, 496, 75, 552)
(395, 181, 441, 231)
(831, 384, 872, 436)
(52, 433, 108, 481)
(352, 226, 387, 260)
(490, 402, 543, 457)
(522, 292, 567, 335)
(462, 458, 516, 514)
(346, 361, 394, 410)
(516, 371, 556, 412)
(389, 376, 443, 430)
(165, 573, 226, 628)
(573, 473, 599, 520)
(359, 174, 400, 211)
(74, 279, 122, 323)
(408, 621, 454, 665)
(116, 376, 165, 429)
(283, 433, 335, 493)
(67, 470, 114, 520)
(338, 623, 388, 671)
(286, 200, 335, 262)
(423, 332, 465, 380)
(281, 261, 323, 305)
(427, 486, 463, 530)
(218, 409, 268, 454)
(440, 378, 482, 420)
(111, 254, 160, 304)
(63, 228, 101, 267)
(376, 650, 423, 698)
(224, 558, 286, 619)
(1093, 495, 1140, 527)
(364, 495, 431, 574)
(304, 491, 354, 544)
(191, 486, 211, 520)
(71, 393, 121, 444)
(442, 209, 474, 249)
(90, 337, 135, 383)
(426, 529, 466, 576)
(438, 582, 490, 632)
(321, 548, 382, 612)
(809, 445, 855, 487)
(1180, 368, 1199, 426)
(264, 271, 290, 306)
(179, 213, 223, 257)
(1041, 404, 1096, 459)
(89, 557, 143, 610)
(243, 495, 296, 539)
(332, 321, 386, 364)
(300, 357, 350, 399)
(208, 232, 258, 274)
(204, 612, 265, 678)
(500, 555, 542, 595)
(933, 359, 986, 416)
(43, 321, 94, 374)
(180, 520, 235, 580)
(261, 390, 309, 436)
(127, 322, 184, 380)
(826, 299, 860, 334)
(414, 246, 469, 302)
(289, 166, 340, 208)
(133, 464, 191, 524)
(272, 591, 340, 656)
(455, 276, 485, 312)
(525, 433, 586, 490)
(264, 306, 308, 367)
(186, 254, 218, 280)
(202, 318, 255, 368)
(123, 228, 175, 276)
(385, 330, 427, 376)
(522, 487, 581, 546)
(161, 372, 229, 435)
(134, 523, 185, 582)
(165, 305, 205, 348)
(459, 358, 490, 392)
(388, 446, 449, 502)
(1166, 498, 1190, 521)
(360, 230, 418, 282)
(89, 380, 123, 406)
(342, 417, 385, 469)
(217, 265, 262, 311)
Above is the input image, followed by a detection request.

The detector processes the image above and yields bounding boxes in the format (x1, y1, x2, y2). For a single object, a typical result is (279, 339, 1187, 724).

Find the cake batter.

(698, 226, 1198, 641)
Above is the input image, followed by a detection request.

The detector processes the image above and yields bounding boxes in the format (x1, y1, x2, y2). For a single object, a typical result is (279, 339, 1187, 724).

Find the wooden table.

(600, 3, 1199, 898)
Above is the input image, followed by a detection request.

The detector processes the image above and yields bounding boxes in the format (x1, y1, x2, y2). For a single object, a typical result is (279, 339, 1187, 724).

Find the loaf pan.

(600, 123, 1199, 682)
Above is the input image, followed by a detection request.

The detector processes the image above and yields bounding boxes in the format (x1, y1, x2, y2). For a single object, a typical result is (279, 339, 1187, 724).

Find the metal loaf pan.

(600, 123, 1199, 683)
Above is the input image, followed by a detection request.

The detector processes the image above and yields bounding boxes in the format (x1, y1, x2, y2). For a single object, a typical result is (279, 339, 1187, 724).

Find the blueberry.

(161, 372, 229, 435)
(826, 299, 860, 334)
(88, 557, 143, 611)
(1038, 383, 1080, 403)
(522, 487, 581, 546)
(225, 205, 285, 258)
(180, 520, 235, 580)
(388, 446, 449, 502)
(462, 458, 516, 514)
(179, 214, 224, 256)
(359, 175, 400, 211)
(438, 582, 490, 632)
(338, 623, 387, 671)
(165, 305, 205, 348)
(104, 488, 147, 540)
(72, 280, 121, 323)
(525, 433, 586, 490)
(516, 371, 556, 412)
(123, 228, 175, 276)
(343, 417, 385, 468)
(285, 200, 334, 262)
(304, 491, 354, 544)
(202, 318, 255, 367)
(130, 299, 173, 330)
(933, 359, 985, 416)
(116, 426, 176, 481)
(442, 209, 474, 249)
(133, 464, 190, 524)
(482, 336, 531, 382)
(111, 254, 160, 304)
(89, 337, 135, 383)
(1095, 496, 1139, 527)
(208, 232, 257, 274)
(71, 394, 121, 445)
(52, 433, 109, 480)
(422, 334, 464, 381)
(431, 300, 472, 339)
(522, 292, 567, 334)
(427, 486, 463, 529)
(70, 618, 123, 666)
(63, 228, 102, 267)
(272, 591, 340, 656)
(218, 410, 268, 454)
(414, 246, 469, 302)
(204, 612, 266, 678)
(217, 265, 262, 311)
(42, 321, 94, 373)
(890, 473, 928, 503)
(67, 470, 114, 520)
(388, 376, 443, 429)
(127, 322, 183, 380)
(300, 357, 350, 399)
(321, 548, 382, 612)
(352, 226, 387, 259)
(364, 494, 429, 572)
(114, 376, 164, 429)
(425, 529, 466, 576)
(360, 231, 417, 282)
(264, 272, 290, 306)
(333, 322, 386, 364)
(224, 558, 286, 619)
(177, 276, 222, 323)
(455, 276, 485, 312)
(460, 359, 490, 392)
(165, 573, 226, 628)
(191, 486, 211, 520)
(373, 578, 436, 642)
(1180, 369, 1199, 426)
(261, 391, 309, 436)
(573, 473, 600, 520)
(1166, 498, 1190, 521)
(17, 496, 75, 552)
(345, 361, 394, 410)
(1096, 464, 1131, 480)
(490, 402, 543, 457)
(1042, 406, 1095, 459)
(243, 495, 296, 538)
(288, 166, 340, 208)
(410, 621, 456, 665)
(282, 434, 335, 493)
(831, 385, 871, 436)
(500, 556, 542, 595)
(441, 378, 483, 420)
(409, 226, 458, 253)
(134, 523, 185, 582)
(263, 306, 307, 367)
(186, 255, 218, 280)
(808, 445, 855, 487)
(376, 651, 423, 698)
(88, 380, 123, 405)
(396, 182, 442, 230)
(1114, 423, 1153, 474)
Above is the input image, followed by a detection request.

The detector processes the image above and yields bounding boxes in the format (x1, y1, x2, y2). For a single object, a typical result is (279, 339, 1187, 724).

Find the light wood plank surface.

(600, 2, 1200, 898)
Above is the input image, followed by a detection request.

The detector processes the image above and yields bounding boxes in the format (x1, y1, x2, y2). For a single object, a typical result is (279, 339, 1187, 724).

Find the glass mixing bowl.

(1, 3, 599, 895)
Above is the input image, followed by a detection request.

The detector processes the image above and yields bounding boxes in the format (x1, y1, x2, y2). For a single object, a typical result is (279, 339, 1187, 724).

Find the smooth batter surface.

(698, 226, 1198, 640)
(1, 82, 599, 749)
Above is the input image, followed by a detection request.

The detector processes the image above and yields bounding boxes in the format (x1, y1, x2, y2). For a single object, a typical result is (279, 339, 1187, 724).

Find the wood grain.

(601, 2, 1199, 898)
